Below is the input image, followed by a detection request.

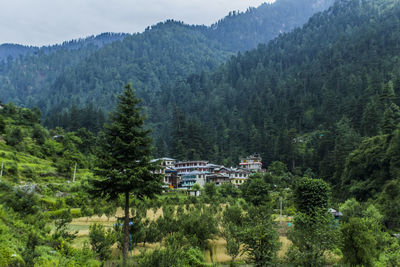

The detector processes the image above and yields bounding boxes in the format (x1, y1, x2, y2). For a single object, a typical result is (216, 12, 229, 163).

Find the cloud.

(0, 0, 271, 46)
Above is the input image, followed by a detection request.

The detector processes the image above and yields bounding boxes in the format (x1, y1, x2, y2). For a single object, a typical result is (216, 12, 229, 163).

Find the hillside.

(0, 33, 127, 61)
(205, 0, 333, 51)
(0, 0, 333, 131)
(152, 0, 400, 199)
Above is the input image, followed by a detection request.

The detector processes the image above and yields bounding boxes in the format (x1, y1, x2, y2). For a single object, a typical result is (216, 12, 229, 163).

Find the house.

(180, 171, 208, 189)
(174, 160, 209, 174)
(165, 167, 179, 189)
(206, 173, 230, 186)
(239, 153, 262, 172)
(151, 158, 177, 188)
(229, 168, 252, 187)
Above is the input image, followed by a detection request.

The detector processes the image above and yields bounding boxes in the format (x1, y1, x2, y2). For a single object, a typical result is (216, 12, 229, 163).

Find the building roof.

(181, 170, 210, 176)
(175, 160, 209, 164)
(151, 157, 176, 163)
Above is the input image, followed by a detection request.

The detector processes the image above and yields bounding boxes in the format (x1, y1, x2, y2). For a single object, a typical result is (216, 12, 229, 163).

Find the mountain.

(0, 0, 334, 130)
(205, 0, 334, 51)
(156, 0, 400, 199)
(0, 44, 38, 62)
(0, 33, 127, 61)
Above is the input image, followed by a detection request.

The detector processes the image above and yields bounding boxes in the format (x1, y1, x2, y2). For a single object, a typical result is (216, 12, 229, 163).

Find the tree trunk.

(123, 191, 130, 264)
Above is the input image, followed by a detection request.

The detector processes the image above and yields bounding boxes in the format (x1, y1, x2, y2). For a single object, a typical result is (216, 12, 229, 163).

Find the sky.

(0, 0, 273, 47)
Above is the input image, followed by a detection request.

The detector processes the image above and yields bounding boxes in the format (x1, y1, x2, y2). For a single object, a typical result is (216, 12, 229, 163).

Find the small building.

(239, 153, 262, 172)
(151, 157, 177, 188)
(328, 208, 343, 220)
(206, 173, 230, 186)
(229, 168, 252, 187)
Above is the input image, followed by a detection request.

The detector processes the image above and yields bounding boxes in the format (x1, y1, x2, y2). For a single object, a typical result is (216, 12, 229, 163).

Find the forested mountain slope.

(156, 0, 400, 199)
(0, 33, 127, 62)
(205, 0, 333, 51)
(0, 33, 126, 109)
(0, 44, 37, 62)
(0, 0, 333, 131)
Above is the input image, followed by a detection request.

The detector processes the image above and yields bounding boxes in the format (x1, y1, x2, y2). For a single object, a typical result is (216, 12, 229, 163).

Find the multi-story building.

(174, 160, 210, 174)
(239, 154, 262, 172)
(229, 168, 252, 187)
(151, 158, 178, 188)
(180, 171, 208, 189)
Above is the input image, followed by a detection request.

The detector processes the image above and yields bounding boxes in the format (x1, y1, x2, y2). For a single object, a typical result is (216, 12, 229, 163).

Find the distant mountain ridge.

(0, 33, 127, 62)
(0, 0, 334, 128)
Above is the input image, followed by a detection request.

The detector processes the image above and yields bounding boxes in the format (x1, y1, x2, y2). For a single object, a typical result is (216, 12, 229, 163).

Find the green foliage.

(5, 127, 23, 146)
(378, 179, 400, 229)
(217, 182, 240, 199)
(137, 233, 211, 267)
(241, 176, 270, 206)
(177, 204, 219, 250)
(293, 178, 330, 215)
(341, 217, 378, 266)
(52, 209, 77, 247)
(90, 85, 163, 200)
(239, 207, 281, 266)
(339, 198, 363, 223)
(221, 204, 244, 263)
(89, 85, 163, 261)
(287, 210, 339, 267)
(203, 182, 217, 201)
(0, 115, 5, 134)
(89, 223, 116, 261)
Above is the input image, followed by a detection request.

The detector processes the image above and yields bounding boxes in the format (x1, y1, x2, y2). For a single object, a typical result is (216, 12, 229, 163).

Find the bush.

(21, 165, 36, 179)
(89, 223, 116, 261)
(6, 162, 18, 176)
(137, 233, 211, 267)
(5, 127, 23, 146)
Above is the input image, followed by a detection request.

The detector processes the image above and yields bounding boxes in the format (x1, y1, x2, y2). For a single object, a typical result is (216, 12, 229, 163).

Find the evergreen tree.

(89, 84, 163, 262)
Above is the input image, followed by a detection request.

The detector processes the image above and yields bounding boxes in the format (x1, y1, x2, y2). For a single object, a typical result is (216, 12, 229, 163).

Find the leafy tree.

(221, 204, 244, 264)
(5, 127, 23, 146)
(217, 182, 240, 199)
(241, 176, 270, 206)
(287, 210, 339, 266)
(239, 207, 280, 266)
(341, 217, 378, 267)
(378, 179, 400, 229)
(89, 84, 163, 261)
(293, 177, 330, 215)
(177, 204, 218, 251)
(137, 233, 211, 267)
(339, 198, 362, 223)
(203, 182, 218, 201)
(52, 209, 77, 249)
(89, 223, 116, 261)
(0, 115, 5, 134)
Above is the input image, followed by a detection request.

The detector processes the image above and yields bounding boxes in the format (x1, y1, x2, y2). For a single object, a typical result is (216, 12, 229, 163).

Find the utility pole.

(0, 161, 3, 180)
(72, 163, 77, 183)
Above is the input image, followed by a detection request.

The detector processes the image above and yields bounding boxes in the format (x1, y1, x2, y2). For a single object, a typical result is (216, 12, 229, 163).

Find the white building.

(239, 154, 262, 172)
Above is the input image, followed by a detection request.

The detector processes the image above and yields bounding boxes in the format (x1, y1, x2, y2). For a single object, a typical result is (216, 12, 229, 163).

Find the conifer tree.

(89, 84, 163, 263)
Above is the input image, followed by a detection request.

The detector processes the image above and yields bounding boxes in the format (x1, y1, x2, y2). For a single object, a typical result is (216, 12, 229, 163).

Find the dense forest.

(149, 0, 400, 200)
(0, 0, 333, 130)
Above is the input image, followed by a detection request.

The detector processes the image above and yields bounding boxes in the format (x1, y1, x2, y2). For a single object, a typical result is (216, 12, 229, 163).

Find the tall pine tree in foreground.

(89, 84, 163, 263)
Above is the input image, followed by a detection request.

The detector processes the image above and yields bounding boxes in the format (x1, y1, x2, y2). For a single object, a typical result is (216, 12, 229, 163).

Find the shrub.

(89, 223, 116, 261)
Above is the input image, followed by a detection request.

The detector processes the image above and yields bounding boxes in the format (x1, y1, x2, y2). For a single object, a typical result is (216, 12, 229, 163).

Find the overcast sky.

(0, 0, 274, 47)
